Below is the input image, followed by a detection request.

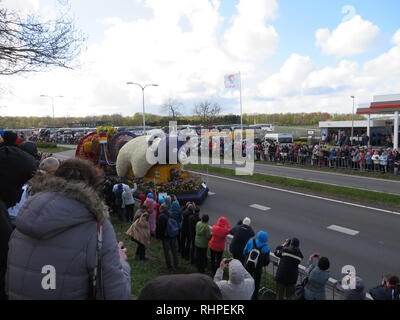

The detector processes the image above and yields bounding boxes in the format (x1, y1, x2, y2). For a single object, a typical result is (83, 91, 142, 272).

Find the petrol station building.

(319, 94, 400, 149)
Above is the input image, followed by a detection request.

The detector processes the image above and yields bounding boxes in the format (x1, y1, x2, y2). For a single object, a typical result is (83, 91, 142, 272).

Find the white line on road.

(208, 192, 216, 195)
(249, 204, 271, 211)
(187, 170, 400, 216)
(327, 225, 360, 236)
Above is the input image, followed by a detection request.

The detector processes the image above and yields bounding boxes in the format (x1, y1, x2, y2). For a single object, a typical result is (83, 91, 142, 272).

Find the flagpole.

(239, 71, 243, 134)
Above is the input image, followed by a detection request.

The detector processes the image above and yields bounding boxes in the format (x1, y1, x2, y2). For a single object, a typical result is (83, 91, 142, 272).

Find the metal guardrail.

(222, 233, 372, 300)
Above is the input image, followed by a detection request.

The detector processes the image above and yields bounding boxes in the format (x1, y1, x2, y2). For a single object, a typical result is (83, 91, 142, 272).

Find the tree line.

(0, 112, 366, 129)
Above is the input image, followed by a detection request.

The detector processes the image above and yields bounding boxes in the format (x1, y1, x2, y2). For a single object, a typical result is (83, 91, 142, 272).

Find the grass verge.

(185, 164, 400, 209)
(111, 216, 276, 300)
(38, 146, 71, 153)
(258, 160, 400, 181)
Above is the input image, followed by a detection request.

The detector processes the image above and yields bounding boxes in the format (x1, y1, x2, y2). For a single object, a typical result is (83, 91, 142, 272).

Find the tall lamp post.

(126, 82, 158, 135)
(40, 95, 64, 126)
(350, 95, 355, 145)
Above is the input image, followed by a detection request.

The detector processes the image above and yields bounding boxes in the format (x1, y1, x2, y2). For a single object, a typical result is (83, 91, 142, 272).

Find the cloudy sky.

(1, 0, 400, 118)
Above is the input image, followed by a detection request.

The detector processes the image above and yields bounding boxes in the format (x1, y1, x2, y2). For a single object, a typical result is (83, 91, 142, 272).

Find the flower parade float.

(116, 133, 209, 205)
(76, 127, 208, 204)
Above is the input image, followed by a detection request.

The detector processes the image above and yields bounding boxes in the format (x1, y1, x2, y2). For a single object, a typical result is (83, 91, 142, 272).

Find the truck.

(264, 133, 294, 145)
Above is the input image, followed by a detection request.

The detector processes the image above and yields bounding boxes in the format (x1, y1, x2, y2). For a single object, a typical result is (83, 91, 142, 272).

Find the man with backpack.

(242, 231, 270, 300)
(156, 206, 179, 271)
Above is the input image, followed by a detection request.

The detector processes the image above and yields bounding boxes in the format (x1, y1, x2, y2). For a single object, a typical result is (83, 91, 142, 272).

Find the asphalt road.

(197, 171, 400, 291)
(53, 147, 400, 290)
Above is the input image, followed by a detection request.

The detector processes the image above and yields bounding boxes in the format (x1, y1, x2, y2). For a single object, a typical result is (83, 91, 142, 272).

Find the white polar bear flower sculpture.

(116, 135, 162, 178)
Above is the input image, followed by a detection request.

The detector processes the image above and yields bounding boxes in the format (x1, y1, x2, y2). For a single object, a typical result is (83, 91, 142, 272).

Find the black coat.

(274, 244, 303, 285)
(0, 145, 37, 208)
(188, 213, 201, 241)
(369, 285, 397, 300)
(180, 206, 192, 237)
(156, 212, 169, 240)
(229, 224, 255, 260)
(0, 199, 12, 300)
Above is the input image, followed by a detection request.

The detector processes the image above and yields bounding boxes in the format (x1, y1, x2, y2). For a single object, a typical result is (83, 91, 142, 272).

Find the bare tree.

(0, 4, 85, 75)
(160, 98, 184, 120)
(193, 100, 221, 125)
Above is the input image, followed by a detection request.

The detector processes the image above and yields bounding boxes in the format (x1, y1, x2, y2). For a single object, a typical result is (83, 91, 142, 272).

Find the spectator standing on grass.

(144, 192, 156, 236)
(208, 217, 231, 275)
(156, 206, 179, 271)
(243, 231, 270, 300)
(195, 214, 212, 273)
(229, 217, 255, 262)
(155, 196, 164, 220)
(6, 159, 131, 300)
(213, 258, 254, 300)
(369, 275, 400, 300)
(170, 195, 183, 252)
(126, 209, 151, 261)
(122, 182, 137, 224)
(113, 182, 126, 222)
(372, 151, 380, 172)
(274, 238, 303, 300)
(134, 205, 148, 223)
(188, 206, 201, 264)
(365, 152, 372, 171)
(180, 202, 195, 260)
(379, 151, 388, 174)
(303, 254, 330, 300)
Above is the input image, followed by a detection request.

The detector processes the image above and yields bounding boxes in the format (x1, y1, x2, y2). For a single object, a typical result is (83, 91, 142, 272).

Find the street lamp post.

(40, 95, 64, 126)
(126, 82, 158, 135)
(350, 95, 355, 146)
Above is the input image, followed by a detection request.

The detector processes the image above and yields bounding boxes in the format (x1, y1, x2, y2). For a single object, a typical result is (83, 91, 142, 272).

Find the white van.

(264, 133, 293, 145)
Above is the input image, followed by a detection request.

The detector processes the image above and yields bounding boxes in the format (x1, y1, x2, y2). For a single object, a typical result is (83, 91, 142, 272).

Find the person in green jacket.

(195, 214, 212, 273)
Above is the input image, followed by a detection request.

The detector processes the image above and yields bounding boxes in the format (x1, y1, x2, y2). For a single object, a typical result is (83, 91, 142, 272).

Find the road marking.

(187, 170, 400, 216)
(216, 163, 400, 195)
(327, 225, 359, 236)
(208, 192, 216, 195)
(249, 204, 271, 211)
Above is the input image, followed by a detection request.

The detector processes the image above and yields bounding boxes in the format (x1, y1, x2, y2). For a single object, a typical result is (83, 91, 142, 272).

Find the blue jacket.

(243, 231, 270, 255)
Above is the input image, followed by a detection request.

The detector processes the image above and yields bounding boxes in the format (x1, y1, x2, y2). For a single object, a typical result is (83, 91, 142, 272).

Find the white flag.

(224, 73, 240, 89)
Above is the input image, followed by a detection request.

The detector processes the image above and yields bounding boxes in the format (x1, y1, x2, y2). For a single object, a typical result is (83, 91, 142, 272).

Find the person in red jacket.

(208, 217, 231, 275)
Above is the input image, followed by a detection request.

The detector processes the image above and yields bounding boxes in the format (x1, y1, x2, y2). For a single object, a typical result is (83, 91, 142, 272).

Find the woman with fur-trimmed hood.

(5, 159, 131, 300)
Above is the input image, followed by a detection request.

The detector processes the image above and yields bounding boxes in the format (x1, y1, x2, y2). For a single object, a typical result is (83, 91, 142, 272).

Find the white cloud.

(1, 0, 39, 15)
(316, 15, 380, 57)
(393, 29, 400, 45)
(223, 0, 279, 60)
(303, 60, 359, 90)
(257, 54, 312, 98)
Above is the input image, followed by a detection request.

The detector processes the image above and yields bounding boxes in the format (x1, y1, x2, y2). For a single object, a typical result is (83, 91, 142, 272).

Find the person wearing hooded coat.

(274, 237, 303, 300)
(243, 231, 270, 300)
(208, 217, 231, 275)
(188, 207, 201, 264)
(213, 258, 254, 300)
(0, 141, 37, 300)
(126, 211, 151, 261)
(5, 159, 131, 300)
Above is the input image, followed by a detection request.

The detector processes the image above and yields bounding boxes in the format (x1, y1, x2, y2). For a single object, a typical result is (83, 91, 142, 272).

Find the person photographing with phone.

(213, 258, 254, 300)
(303, 253, 330, 300)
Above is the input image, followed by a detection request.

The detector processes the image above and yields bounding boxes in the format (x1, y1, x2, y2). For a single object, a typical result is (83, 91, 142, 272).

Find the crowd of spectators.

(1, 129, 399, 301)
